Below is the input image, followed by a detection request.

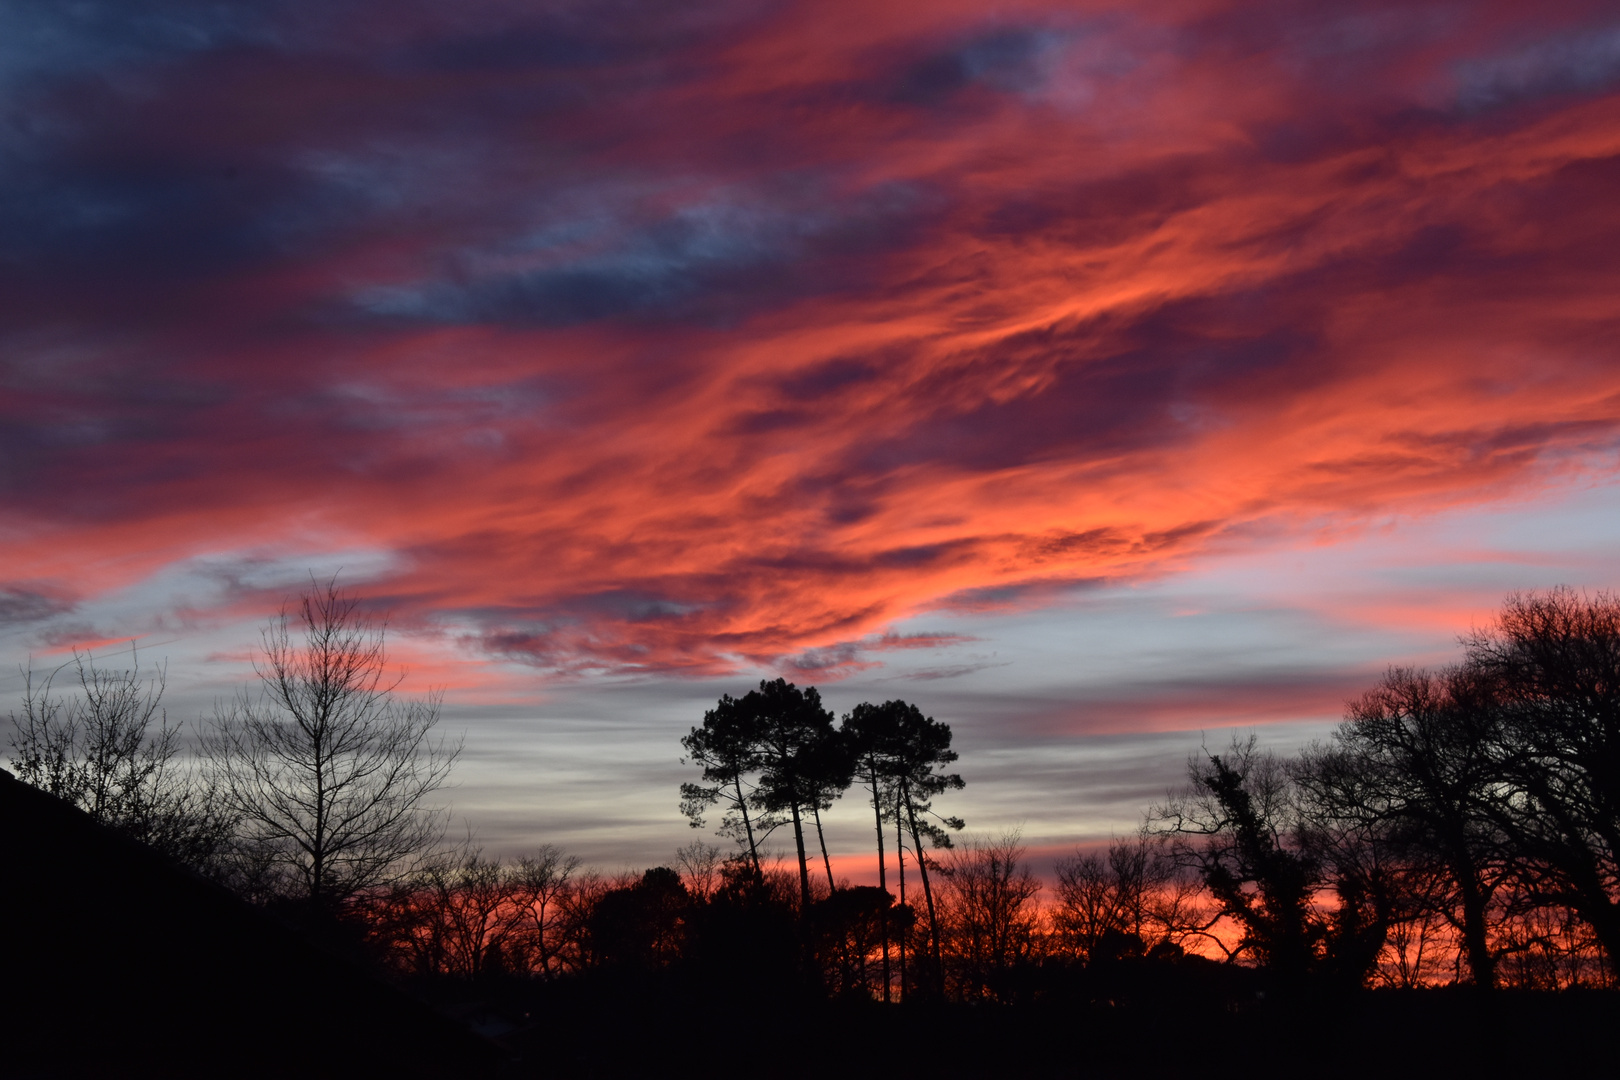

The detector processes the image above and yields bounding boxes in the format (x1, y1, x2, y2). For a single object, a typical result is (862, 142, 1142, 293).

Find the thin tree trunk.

(735, 774, 761, 879)
(533, 897, 552, 980)
(871, 772, 888, 890)
(905, 783, 944, 992)
(312, 745, 328, 905)
(897, 787, 907, 1001)
(869, 766, 891, 1004)
(812, 801, 836, 893)
(790, 798, 812, 911)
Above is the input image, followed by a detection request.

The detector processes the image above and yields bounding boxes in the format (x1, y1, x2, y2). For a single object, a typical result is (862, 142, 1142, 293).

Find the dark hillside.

(0, 767, 501, 1078)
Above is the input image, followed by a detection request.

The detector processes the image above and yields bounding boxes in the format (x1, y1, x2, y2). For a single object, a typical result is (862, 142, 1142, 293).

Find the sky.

(4, 0, 1620, 878)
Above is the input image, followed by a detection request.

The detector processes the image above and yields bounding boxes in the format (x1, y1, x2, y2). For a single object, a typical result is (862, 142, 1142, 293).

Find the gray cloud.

(1455, 23, 1620, 111)
(0, 586, 74, 625)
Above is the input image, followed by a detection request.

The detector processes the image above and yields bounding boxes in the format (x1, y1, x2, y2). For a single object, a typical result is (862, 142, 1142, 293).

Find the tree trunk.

(812, 802, 836, 893)
(1573, 891, 1620, 980)
(735, 775, 762, 879)
(1451, 847, 1496, 989)
(868, 766, 891, 1003)
(905, 783, 944, 992)
(311, 748, 328, 905)
(896, 786, 907, 1001)
(790, 798, 812, 911)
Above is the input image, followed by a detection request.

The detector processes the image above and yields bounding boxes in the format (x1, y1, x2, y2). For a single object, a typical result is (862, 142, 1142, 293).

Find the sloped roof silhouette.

(0, 767, 502, 1078)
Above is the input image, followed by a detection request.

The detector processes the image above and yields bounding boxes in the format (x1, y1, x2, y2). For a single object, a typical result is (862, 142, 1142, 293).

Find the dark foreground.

(6, 767, 1614, 1078)
(461, 976, 1616, 1079)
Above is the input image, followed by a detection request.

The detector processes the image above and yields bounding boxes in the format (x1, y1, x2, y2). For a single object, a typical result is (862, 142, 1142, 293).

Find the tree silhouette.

(842, 701, 903, 999)
(683, 679, 847, 910)
(807, 885, 903, 998)
(202, 579, 458, 909)
(8, 646, 234, 872)
(939, 832, 1041, 1001)
(749, 678, 840, 910)
(1464, 588, 1620, 974)
(1054, 835, 1196, 963)
(587, 867, 690, 970)
(673, 841, 724, 902)
(839, 699, 966, 996)
(845, 700, 964, 992)
(803, 723, 855, 894)
(680, 690, 772, 878)
(1153, 737, 1322, 984)
(402, 842, 523, 980)
(1298, 666, 1509, 988)
(512, 844, 583, 980)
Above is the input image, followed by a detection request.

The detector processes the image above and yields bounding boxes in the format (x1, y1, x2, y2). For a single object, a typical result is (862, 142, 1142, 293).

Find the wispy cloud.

(3, 0, 1620, 685)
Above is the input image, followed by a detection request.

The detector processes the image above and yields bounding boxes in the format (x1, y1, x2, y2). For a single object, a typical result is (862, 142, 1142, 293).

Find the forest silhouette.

(6, 585, 1620, 1077)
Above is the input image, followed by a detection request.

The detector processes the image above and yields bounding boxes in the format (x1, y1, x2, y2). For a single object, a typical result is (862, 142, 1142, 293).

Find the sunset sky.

(4, 0, 1620, 875)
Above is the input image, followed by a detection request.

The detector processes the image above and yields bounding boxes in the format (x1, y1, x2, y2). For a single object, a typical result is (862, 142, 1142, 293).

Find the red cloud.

(4, 2, 1620, 677)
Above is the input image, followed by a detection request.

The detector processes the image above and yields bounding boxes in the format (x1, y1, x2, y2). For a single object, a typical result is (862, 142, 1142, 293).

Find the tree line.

(1150, 586, 1620, 991)
(8, 583, 1620, 1002)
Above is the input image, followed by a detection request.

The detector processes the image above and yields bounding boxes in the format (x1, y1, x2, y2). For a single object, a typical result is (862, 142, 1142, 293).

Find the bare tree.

(424, 843, 521, 979)
(8, 646, 233, 871)
(365, 842, 584, 981)
(373, 841, 511, 979)
(512, 844, 583, 979)
(1463, 587, 1620, 975)
(1294, 666, 1510, 988)
(202, 579, 458, 909)
(939, 831, 1043, 1001)
(673, 841, 724, 902)
(1053, 835, 1197, 962)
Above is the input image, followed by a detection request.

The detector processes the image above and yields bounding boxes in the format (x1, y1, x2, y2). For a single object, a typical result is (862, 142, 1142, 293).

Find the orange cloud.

(3, 0, 1619, 679)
